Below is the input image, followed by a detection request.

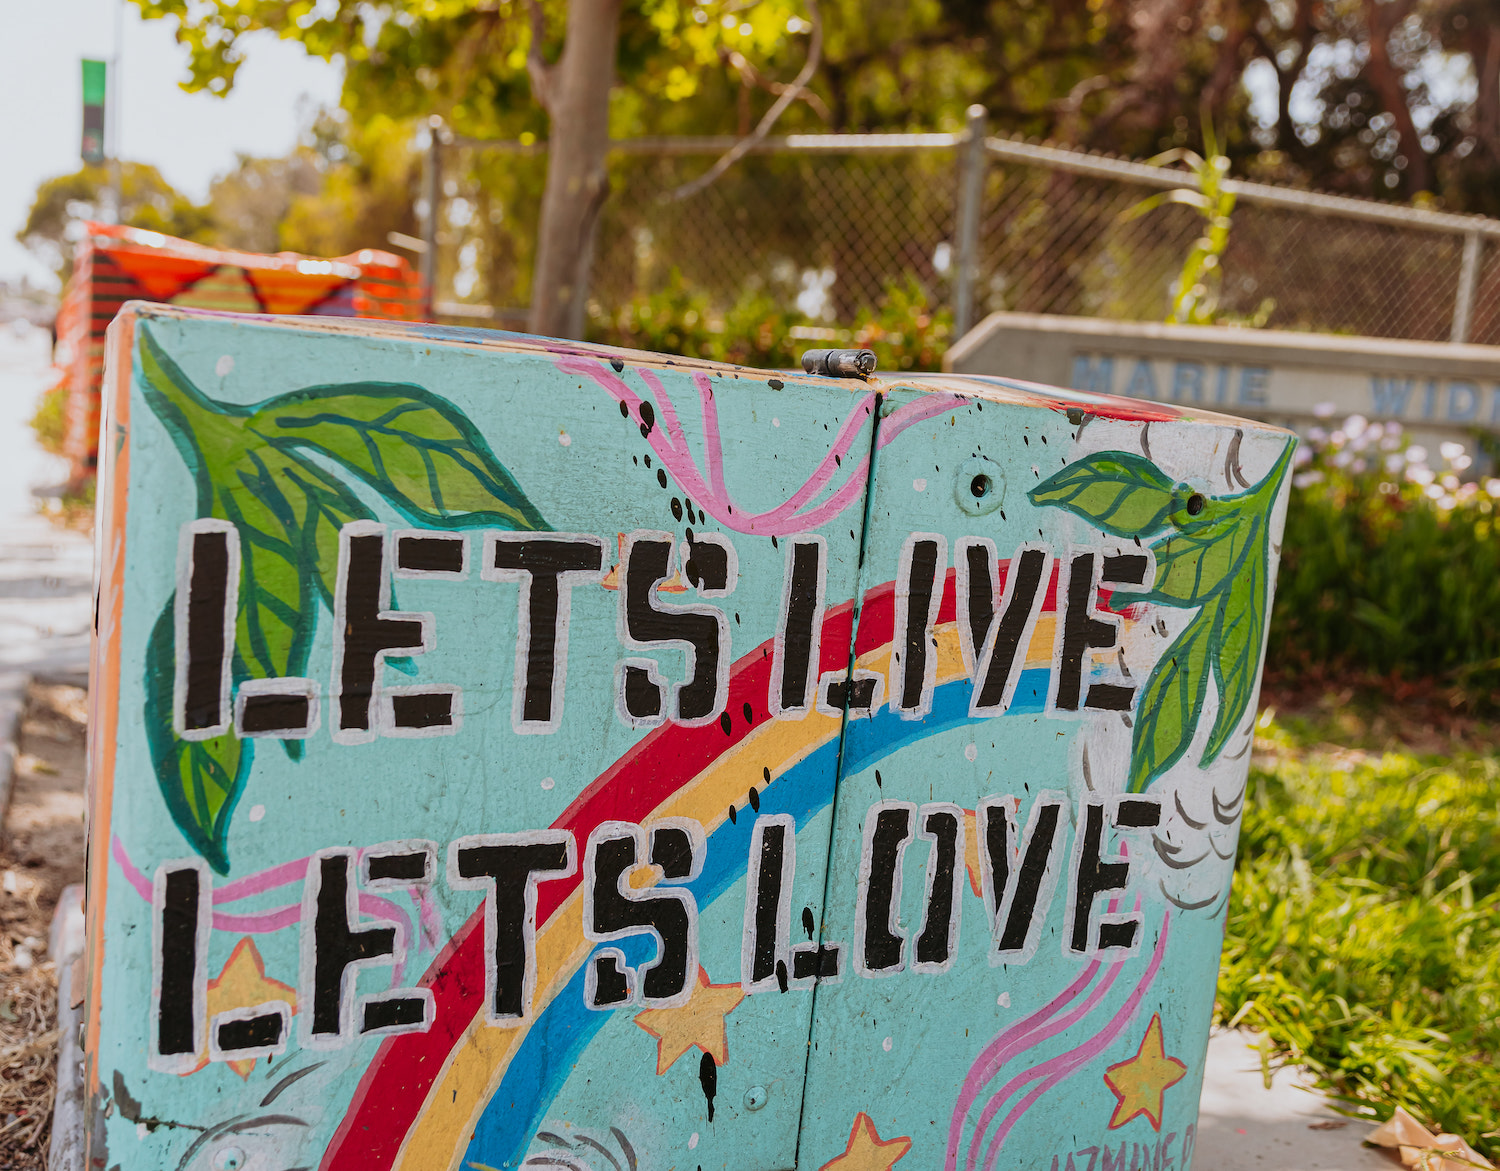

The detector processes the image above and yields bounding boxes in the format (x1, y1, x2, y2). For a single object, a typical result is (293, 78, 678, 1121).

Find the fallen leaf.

(1368, 1106, 1495, 1171)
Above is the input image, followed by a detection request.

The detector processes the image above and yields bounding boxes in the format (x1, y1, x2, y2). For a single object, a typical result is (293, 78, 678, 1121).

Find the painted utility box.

(85, 305, 1294, 1171)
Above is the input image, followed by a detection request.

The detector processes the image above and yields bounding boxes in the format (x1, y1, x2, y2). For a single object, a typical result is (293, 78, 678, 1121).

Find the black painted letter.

(583, 821, 703, 1008)
(890, 535, 946, 718)
(487, 533, 606, 733)
(856, 802, 915, 976)
(175, 520, 238, 738)
(1055, 551, 1148, 713)
(770, 536, 827, 717)
(150, 861, 209, 1071)
(971, 545, 1052, 715)
(1068, 797, 1161, 955)
(447, 831, 575, 1021)
(617, 531, 734, 727)
(978, 793, 1068, 964)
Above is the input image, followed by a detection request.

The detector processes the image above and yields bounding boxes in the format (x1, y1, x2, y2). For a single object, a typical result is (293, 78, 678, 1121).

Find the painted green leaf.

(144, 602, 249, 874)
(1128, 599, 1221, 793)
(286, 464, 376, 610)
(249, 387, 547, 531)
(137, 325, 547, 871)
(1028, 452, 1177, 537)
(1141, 508, 1258, 607)
(1203, 540, 1268, 766)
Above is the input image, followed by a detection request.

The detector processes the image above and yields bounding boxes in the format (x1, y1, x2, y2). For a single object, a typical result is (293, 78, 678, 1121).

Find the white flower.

(1386, 454, 1405, 473)
(1313, 401, 1337, 418)
(1406, 445, 1428, 464)
(1294, 470, 1326, 488)
(1408, 466, 1435, 485)
(1345, 414, 1369, 438)
(1452, 454, 1473, 472)
(1486, 479, 1500, 498)
(1440, 441, 1467, 461)
(1426, 483, 1445, 500)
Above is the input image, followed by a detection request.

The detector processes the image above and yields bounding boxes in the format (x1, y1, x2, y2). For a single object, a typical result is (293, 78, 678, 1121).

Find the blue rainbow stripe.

(462, 669, 1051, 1168)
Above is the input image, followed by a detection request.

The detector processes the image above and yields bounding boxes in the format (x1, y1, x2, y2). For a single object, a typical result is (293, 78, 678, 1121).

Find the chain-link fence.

(422, 119, 1500, 345)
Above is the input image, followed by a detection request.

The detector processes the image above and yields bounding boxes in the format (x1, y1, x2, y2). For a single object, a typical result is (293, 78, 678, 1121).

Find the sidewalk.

(1195, 1031, 1391, 1170)
(0, 324, 91, 820)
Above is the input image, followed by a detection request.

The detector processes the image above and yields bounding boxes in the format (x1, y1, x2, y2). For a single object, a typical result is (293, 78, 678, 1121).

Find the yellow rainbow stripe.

(397, 613, 1093, 1171)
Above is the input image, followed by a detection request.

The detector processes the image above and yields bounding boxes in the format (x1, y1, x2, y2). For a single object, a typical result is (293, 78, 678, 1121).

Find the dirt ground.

(0, 683, 87, 1171)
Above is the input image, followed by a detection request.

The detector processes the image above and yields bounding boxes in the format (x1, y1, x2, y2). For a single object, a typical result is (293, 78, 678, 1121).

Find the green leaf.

(1128, 599, 1221, 792)
(285, 463, 376, 610)
(144, 601, 250, 874)
(1203, 543, 1267, 766)
(1142, 508, 1259, 607)
(136, 326, 549, 869)
(248, 385, 547, 531)
(1028, 452, 1177, 537)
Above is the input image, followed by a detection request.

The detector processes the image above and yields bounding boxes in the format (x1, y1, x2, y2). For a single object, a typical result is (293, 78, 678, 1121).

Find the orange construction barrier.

(53, 222, 423, 484)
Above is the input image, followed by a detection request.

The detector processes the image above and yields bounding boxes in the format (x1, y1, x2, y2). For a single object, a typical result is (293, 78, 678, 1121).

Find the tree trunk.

(1362, 0, 1430, 196)
(528, 0, 621, 338)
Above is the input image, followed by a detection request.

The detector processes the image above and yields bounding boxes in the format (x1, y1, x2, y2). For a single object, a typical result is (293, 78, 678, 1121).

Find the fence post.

(953, 105, 988, 340)
(420, 116, 444, 320)
(1451, 229, 1482, 344)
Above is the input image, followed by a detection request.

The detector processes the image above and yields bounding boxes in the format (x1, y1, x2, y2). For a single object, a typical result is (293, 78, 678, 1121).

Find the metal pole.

(953, 105, 987, 340)
(1451, 229, 1482, 344)
(420, 116, 443, 320)
(105, 0, 125, 224)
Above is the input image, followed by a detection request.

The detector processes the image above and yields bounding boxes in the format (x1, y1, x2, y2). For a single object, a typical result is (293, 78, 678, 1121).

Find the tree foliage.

(17, 163, 214, 282)
(117, 0, 1500, 294)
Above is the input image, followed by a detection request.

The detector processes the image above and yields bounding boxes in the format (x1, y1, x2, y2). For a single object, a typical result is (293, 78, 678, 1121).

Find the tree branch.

(667, 0, 823, 201)
(525, 0, 556, 113)
(725, 49, 831, 124)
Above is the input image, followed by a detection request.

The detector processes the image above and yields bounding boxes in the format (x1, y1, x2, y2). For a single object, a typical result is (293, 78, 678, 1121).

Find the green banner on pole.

(82, 58, 107, 165)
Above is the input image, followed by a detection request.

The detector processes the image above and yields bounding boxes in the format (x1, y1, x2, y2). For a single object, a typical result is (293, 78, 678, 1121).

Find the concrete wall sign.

(946, 311, 1500, 444)
(86, 305, 1293, 1170)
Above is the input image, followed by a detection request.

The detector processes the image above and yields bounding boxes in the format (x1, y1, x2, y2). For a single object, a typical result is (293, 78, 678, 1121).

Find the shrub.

(1268, 415, 1500, 699)
(587, 272, 951, 373)
(29, 381, 67, 457)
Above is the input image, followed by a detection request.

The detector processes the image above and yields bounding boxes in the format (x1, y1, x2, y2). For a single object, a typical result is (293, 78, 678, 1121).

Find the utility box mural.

(85, 305, 1294, 1171)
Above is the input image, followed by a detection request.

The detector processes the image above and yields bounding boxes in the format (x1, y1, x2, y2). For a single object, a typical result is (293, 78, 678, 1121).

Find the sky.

(0, 0, 343, 288)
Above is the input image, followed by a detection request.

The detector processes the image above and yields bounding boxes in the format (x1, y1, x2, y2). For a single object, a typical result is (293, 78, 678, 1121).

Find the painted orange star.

(633, 967, 745, 1074)
(189, 937, 296, 1079)
(1103, 1013, 1187, 1130)
(819, 1113, 912, 1170)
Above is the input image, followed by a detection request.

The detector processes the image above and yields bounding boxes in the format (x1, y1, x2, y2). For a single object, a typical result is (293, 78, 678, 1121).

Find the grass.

(1218, 701, 1500, 1157)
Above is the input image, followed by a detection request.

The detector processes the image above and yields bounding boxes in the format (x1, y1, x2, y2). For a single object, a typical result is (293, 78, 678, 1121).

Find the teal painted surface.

(85, 305, 1293, 1171)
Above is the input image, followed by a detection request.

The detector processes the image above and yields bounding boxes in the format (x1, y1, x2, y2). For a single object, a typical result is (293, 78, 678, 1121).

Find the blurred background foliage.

(1267, 415, 1500, 702)
(25, 0, 1500, 284)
